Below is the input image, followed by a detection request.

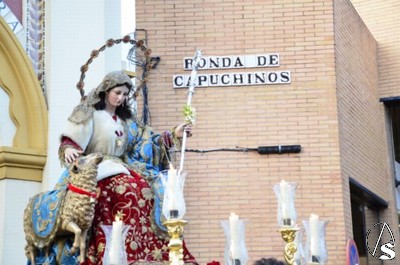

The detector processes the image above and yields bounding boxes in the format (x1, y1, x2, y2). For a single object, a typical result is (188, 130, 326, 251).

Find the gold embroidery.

(138, 199, 145, 208)
(129, 241, 138, 251)
(88, 255, 96, 263)
(98, 242, 105, 253)
(141, 188, 153, 200)
(152, 248, 162, 261)
(115, 184, 127, 194)
(49, 201, 58, 211)
(116, 137, 123, 148)
(38, 219, 50, 232)
(139, 216, 147, 225)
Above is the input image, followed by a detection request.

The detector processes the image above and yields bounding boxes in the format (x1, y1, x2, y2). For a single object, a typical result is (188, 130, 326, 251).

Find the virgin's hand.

(64, 147, 83, 164)
(175, 123, 193, 138)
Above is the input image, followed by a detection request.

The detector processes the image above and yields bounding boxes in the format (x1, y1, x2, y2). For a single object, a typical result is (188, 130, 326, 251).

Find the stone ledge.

(0, 146, 47, 182)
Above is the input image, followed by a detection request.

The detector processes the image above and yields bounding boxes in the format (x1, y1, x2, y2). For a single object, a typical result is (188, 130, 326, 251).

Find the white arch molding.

(0, 16, 47, 182)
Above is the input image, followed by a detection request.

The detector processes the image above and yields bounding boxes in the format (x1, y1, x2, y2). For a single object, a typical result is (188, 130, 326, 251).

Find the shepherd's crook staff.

(178, 50, 202, 174)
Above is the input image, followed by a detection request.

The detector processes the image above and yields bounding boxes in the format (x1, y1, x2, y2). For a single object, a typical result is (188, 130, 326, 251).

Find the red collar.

(67, 183, 97, 199)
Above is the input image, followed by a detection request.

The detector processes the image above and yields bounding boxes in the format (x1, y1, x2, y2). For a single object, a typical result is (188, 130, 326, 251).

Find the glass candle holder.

(273, 180, 298, 227)
(302, 215, 329, 264)
(160, 169, 187, 220)
(221, 214, 248, 265)
(101, 224, 131, 265)
(294, 227, 307, 265)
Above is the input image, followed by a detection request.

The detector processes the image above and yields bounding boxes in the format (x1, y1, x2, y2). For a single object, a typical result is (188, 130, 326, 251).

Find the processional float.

(75, 35, 329, 265)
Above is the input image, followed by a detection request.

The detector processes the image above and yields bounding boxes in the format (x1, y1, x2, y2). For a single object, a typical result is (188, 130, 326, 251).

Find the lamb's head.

(68, 153, 103, 185)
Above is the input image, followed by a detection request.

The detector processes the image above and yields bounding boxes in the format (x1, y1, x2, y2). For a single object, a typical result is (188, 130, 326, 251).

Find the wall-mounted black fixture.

(256, 145, 301, 154)
(186, 145, 301, 155)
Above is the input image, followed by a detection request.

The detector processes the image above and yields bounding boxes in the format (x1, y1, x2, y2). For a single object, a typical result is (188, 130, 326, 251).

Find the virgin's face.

(106, 85, 130, 108)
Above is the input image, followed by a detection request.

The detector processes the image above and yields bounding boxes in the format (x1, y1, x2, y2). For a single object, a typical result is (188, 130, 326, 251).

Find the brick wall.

(351, 0, 400, 99)
(136, 1, 352, 264)
(335, 0, 400, 262)
(335, 0, 380, 235)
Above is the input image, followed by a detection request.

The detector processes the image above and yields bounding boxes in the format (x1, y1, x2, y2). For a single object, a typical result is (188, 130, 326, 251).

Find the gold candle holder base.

(279, 226, 299, 265)
(163, 219, 188, 265)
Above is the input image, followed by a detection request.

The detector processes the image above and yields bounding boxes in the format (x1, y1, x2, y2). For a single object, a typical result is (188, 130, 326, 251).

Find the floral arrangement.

(183, 104, 196, 125)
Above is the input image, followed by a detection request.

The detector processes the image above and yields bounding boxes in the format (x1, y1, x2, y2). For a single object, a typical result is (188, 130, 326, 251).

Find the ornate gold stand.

(163, 219, 188, 265)
(279, 226, 299, 265)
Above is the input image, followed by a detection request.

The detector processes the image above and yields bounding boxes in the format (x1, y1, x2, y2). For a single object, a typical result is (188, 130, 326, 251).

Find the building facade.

(1, 0, 400, 264)
(134, 0, 400, 264)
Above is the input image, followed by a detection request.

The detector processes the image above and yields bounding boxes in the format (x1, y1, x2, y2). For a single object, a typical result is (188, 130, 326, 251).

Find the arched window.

(0, 16, 47, 181)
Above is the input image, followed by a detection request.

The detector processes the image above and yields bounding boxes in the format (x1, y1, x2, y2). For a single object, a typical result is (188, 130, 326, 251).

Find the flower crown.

(75, 35, 159, 101)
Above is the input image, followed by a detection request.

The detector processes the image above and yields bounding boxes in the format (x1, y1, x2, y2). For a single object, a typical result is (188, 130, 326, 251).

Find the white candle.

(229, 212, 240, 259)
(109, 216, 123, 264)
(280, 180, 289, 219)
(167, 164, 177, 212)
(309, 213, 320, 257)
